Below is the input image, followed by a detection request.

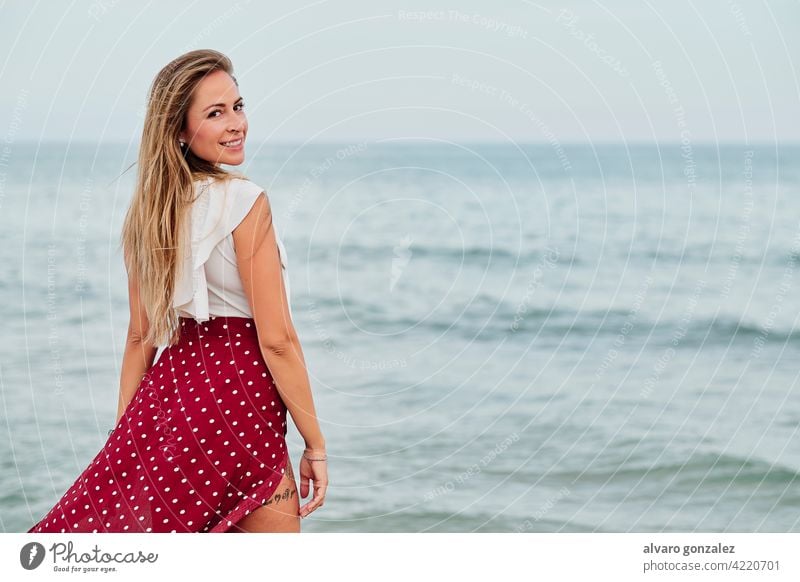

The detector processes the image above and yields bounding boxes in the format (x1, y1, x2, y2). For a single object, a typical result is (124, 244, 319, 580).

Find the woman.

(28, 49, 327, 533)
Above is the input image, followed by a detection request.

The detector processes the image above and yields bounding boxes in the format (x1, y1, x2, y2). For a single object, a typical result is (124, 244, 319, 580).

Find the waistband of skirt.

(179, 315, 257, 336)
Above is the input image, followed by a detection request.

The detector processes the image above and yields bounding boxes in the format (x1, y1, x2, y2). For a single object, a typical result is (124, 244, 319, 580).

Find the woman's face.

(179, 70, 247, 166)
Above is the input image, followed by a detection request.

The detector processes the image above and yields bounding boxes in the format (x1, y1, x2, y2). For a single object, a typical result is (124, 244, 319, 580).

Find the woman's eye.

(208, 103, 244, 118)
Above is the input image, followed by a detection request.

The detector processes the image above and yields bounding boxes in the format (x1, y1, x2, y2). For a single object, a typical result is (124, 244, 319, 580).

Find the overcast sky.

(0, 0, 797, 144)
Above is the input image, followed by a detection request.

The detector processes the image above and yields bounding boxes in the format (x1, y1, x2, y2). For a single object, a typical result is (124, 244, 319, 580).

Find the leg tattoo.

(263, 487, 296, 507)
(262, 456, 297, 507)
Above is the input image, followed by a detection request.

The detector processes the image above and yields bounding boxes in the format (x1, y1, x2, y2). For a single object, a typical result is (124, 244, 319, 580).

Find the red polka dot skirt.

(28, 316, 289, 533)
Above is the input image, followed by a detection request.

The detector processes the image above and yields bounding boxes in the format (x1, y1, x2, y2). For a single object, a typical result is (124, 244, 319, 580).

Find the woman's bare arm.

(118, 251, 158, 423)
(232, 192, 325, 450)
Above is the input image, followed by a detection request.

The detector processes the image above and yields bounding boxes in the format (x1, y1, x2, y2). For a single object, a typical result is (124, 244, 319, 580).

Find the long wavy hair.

(118, 49, 247, 347)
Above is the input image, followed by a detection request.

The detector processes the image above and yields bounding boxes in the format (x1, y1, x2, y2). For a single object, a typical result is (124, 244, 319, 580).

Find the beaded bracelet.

(302, 452, 327, 462)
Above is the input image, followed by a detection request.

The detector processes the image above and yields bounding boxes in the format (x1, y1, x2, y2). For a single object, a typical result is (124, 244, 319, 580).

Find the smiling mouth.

(220, 138, 243, 147)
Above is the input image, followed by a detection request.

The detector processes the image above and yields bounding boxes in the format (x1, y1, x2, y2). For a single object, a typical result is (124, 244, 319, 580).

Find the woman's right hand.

(298, 449, 328, 518)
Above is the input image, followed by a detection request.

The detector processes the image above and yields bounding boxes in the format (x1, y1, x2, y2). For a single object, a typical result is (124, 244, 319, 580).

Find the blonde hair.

(118, 49, 247, 347)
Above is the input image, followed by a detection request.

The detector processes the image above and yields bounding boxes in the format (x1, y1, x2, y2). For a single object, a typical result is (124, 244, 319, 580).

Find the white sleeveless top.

(172, 176, 292, 323)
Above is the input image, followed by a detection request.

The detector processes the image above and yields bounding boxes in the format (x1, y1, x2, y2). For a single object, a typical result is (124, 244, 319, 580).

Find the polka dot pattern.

(28, 316, 289, 534)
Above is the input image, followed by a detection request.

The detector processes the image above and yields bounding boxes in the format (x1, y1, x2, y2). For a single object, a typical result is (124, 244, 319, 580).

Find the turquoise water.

(2, 141, 799, 532)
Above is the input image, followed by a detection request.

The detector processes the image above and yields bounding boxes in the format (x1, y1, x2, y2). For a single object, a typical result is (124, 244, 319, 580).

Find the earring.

(179, 140, 186, 147)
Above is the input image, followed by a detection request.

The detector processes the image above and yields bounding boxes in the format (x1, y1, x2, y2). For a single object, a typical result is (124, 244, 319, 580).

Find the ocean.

(2, 141, 799, 532)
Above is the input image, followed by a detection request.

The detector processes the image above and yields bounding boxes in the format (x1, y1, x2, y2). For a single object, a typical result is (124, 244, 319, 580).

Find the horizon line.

(9, 138, 800, 147)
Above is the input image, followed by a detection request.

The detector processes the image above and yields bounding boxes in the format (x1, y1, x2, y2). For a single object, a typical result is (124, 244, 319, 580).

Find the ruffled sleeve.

(173, 177, 290, 323)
